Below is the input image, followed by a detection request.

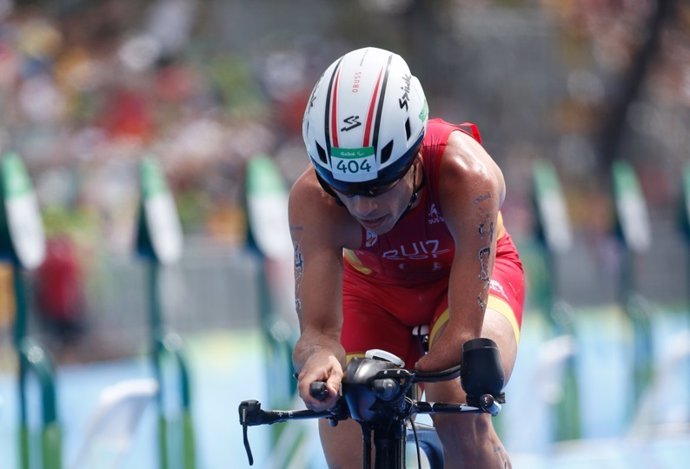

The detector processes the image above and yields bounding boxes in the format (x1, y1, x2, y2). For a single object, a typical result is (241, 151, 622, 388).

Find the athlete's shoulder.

(425, 117, 456, 139)
(438, 129, 505, 208)
(426, 118, 481, 142)
(289, 168, 340, 221)
(290, 167, 325, 202)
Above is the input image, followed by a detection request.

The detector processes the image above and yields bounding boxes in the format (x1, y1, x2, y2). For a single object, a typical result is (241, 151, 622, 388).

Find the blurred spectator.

(34, 235, 86, 345)
(99, 87, 153, 141)
(0, 264, 13, 333)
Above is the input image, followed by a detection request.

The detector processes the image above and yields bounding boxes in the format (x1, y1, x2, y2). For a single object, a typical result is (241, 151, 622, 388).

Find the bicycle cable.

(408, 417, 423, 469)
(404, 394, 424, 469)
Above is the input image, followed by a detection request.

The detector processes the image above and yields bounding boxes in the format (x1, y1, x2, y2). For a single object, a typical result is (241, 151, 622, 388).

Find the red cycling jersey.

(340, 118, 524, 367)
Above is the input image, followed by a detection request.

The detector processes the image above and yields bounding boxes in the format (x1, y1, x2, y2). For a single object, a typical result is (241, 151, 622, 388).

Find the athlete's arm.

(416, 130, 506, 372)
(289, 169, 355, 411)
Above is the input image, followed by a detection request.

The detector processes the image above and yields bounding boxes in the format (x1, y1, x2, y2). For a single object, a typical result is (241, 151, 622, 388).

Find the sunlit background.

(0, 1, 689, 468)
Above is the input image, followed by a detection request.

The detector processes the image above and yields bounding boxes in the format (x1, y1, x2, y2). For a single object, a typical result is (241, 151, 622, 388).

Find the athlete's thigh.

(422, 309, 515, 404)
(482, 234, 525, 381)
(426, 243, 525, 400)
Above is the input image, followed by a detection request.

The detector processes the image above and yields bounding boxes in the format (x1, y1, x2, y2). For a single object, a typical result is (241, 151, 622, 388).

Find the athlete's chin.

(358, 214, 402, 235)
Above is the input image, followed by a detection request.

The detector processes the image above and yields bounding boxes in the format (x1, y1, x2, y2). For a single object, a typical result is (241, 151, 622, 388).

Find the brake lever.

(238, 400, 259, 465)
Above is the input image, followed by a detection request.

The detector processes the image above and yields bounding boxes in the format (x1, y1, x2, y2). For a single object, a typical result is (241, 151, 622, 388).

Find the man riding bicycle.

(290, 47, 525, 469)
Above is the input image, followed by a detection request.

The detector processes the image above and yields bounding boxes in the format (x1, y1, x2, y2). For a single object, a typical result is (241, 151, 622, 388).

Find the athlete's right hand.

(297, 353, 343, 411)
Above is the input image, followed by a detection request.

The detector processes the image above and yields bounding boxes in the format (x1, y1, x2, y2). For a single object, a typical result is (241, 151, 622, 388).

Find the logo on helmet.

(307, 74, 323, 111)
(399, 74, 412, 111)
(341, 115, 362, 132)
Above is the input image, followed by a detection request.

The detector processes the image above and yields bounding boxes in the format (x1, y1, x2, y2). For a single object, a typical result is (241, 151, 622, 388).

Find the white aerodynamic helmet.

(302, 47, 428, 197)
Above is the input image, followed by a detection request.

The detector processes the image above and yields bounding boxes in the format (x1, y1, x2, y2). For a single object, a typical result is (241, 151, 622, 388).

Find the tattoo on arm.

(477, 201, 496, 238)
(477, 294, 487, 311)
(473, 192, 492, 204)
(294, 244, 304, 273)
(294, 243, 305, 319)
(478, 221, 495, 240)
(476, 210, 496, 310)
(477, 244, 492, 311)
(478, 246, 491, 281)
(295, 298, 303, 321)
(493, 444, 510, 467)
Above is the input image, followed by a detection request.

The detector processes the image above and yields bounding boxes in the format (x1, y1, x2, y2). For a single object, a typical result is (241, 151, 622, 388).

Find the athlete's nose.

(349, 195, 378, 218)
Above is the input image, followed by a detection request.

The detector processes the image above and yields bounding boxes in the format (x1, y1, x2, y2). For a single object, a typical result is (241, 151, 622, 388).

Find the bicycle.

(239, 337, 506, 469)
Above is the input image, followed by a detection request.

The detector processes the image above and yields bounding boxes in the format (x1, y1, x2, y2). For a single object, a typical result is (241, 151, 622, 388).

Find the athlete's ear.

(412, 154, 425, 188)
(412, 152, 423, 173)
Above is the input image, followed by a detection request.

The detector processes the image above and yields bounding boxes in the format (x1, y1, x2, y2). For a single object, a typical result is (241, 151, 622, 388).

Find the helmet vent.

(380, 140, 394, 164)
(405, 118, 411, 141)
(316, 143, 328, 164)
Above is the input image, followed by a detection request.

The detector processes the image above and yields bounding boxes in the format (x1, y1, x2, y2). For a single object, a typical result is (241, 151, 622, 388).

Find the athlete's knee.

(432, 413, 492, 446)
(481, 308, 519, 381)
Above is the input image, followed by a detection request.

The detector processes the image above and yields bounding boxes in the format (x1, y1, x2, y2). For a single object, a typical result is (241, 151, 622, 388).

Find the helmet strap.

(401, 160, 425, 217)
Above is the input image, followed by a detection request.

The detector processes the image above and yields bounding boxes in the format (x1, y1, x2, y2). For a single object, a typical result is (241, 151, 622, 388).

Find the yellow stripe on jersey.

(428, 294, 520, 348)
(497, 211, 506, 240)
(343, 249, 373, 275)
(486, 295, 521, 343)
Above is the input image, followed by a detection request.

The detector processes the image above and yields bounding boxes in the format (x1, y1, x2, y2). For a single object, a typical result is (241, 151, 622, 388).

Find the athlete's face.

(334, 160, 419, 235)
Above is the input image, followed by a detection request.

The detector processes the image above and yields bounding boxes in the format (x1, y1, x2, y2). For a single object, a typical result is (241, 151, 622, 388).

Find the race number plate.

(330, 147, 376, 182)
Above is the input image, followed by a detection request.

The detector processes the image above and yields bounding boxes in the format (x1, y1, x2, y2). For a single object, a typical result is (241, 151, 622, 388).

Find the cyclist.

(290, 47, 524, 469)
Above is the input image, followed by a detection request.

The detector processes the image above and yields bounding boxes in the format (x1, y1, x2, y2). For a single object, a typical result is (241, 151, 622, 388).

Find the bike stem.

(360, 418, 407, 469)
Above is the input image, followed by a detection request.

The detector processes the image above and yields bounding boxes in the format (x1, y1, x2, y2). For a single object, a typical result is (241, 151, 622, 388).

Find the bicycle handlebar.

(307, 361, 501, 416)
(239, 339, 506, 466)
(309, 381, 330, 401)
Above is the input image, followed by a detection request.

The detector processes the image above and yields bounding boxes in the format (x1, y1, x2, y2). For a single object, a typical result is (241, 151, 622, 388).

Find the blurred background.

(0, 0, 688, 468)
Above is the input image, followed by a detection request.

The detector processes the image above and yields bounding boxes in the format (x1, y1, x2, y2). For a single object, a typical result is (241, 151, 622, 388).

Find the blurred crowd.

(0, 0, 300, 348)
(0, 0, 689, 351)
(0, 0, 316, 256)
(0, 0, 688, 248)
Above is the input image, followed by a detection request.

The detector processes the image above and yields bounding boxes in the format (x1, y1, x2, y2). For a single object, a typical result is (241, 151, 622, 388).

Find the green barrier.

(17, 300, 62, 469)
(611, 160, 654, 416)
(682, 163, 690, 423)
(253, 259, 296, 406)
(245, 154, 307, 466)
(245, 154, 297, 407)
(531, 160, 580, 441)
(682, 164, 690, 308)
(135, 156, 196, 469)
(682, 164, 690, 244)
(0, 152, 60, 469)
